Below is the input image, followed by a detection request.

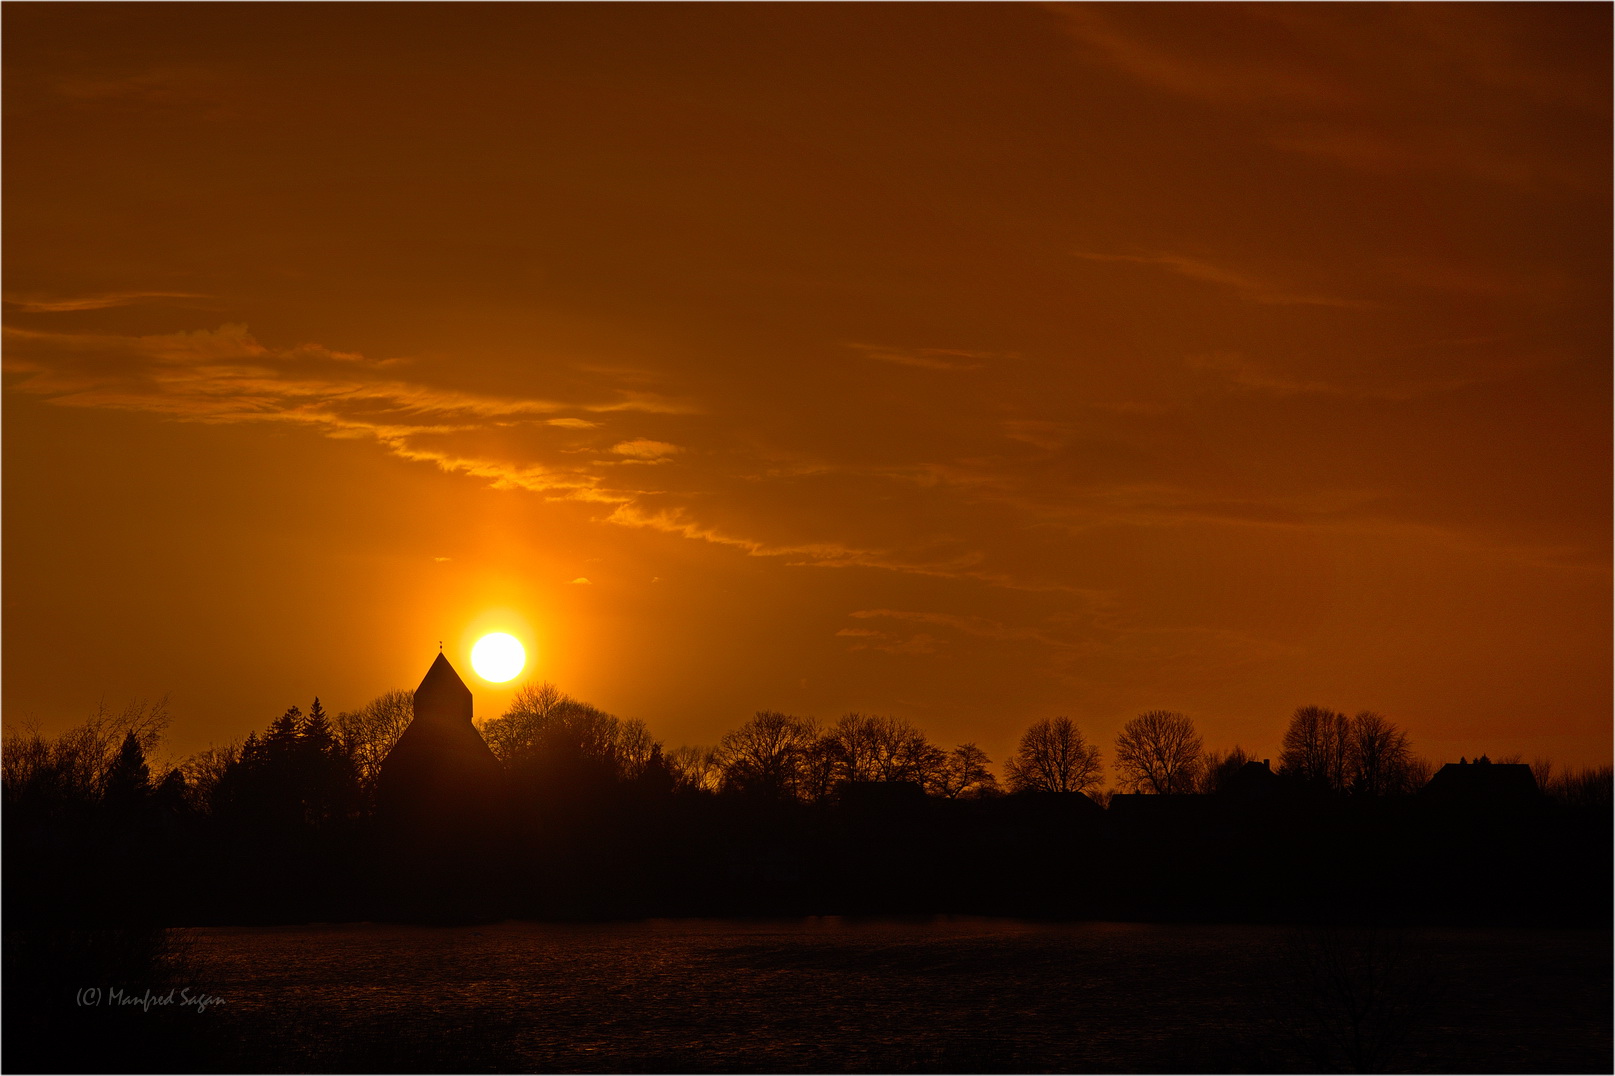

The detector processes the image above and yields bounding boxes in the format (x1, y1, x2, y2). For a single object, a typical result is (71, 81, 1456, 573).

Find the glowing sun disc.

(471, 632, 526, 682)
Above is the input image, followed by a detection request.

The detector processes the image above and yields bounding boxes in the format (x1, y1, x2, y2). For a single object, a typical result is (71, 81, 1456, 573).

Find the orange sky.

(5, 4, 1610, 773)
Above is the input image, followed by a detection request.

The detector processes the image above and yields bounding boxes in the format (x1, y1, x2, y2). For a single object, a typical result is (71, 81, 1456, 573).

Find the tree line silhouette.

(4, 684, 1610, 930)
(7, 685, 1608, 1076)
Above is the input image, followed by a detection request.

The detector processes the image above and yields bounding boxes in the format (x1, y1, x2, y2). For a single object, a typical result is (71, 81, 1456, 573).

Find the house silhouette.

(1422, 757, 1540, 804)
(1218, 758, 1284, 802)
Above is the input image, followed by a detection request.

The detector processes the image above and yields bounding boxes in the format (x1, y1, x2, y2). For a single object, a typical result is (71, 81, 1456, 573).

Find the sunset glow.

(2, 3, 1608, 771)
(470, 633, 526, 684)
(4, 9, 1608, 1072)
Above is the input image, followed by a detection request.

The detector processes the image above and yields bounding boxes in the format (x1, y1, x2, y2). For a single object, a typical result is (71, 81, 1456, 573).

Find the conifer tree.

(153, 767, 188, 813)
(265, 706, 303, 761)
(239, 731, 264, 767)
(102, 730, 151, 810)
(298, 696, 355, 825)
(303, 698, 335, 753)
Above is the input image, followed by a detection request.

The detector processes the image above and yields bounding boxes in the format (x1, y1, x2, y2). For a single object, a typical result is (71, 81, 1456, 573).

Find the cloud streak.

(839, 606, 1299, 680)
(1049, 4, 1347, 109)
(4, 291, 209, 313)
(849, 608, 1078, 651)
(1049, 4, 1606, 190)
(1072, 251, 1371, 310)
(611, 439, 682, 461)
(4, 321, 1088, 591)
(845, 342, 1013, 371)
(0, 323, 677, 504)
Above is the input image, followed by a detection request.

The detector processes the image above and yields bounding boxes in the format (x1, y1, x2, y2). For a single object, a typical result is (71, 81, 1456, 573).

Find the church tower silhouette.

(376, 652, 503, 839)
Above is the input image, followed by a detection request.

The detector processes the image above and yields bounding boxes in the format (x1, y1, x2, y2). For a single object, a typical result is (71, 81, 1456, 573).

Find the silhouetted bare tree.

(480, 681, 567, 762)
(1005, 717, 1102, 794)
(1348, 711, 1414, 795)
(715, 711, 819, 799)
(616, 718, 657, 780)
(1114, 710, 1203, 793)
(826, 713, 883, 785)
(1528, 755, 1552, 788)
(799, 733, 839, 804)
(180, 739, 241, 810)
(1547, 764, 1614, 809)
(898, 737, 947, 789)
(1279, 705, 1351, 791)
(484, 682, 631, 771)
(1405, 754, 1434, 790)
(2, 698, 170, 816)
(933, 743, 999, 798)
(1197, 745, 1252, 794)
(335, 689, 413, 795)
(667, 744, 721, 793)
(824, 713, 942, 788)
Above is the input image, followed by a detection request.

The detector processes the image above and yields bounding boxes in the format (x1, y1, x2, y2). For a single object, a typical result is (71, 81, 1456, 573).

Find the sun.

(470, 632, 526, 683)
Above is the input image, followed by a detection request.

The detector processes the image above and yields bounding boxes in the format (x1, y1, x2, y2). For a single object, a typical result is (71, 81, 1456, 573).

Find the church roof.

(377, 652, 502, 822)
(415, 651, 472, 709)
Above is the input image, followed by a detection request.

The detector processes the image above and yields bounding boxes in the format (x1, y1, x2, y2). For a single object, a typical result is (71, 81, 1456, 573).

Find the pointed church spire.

(378, 651, 502, 839)
(414, 651, 472, 726)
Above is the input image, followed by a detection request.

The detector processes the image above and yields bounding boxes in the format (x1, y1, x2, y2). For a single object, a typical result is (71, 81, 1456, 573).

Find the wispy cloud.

(52, 65, 221, 105)
(1001, 419, 1073, 452)
(1048, 4, 1604, 190)
(602, 502, 1066, 589)
(849, 608, 1077, 651)
(4, 291, 208, 313)
(842, 602, 1300, 681)
(3, 319, 1086, 592)
(835, 626, 942, 655)
(1, 324, 700, 422)
(845, 342, 1013, 371)
(605, 503, 890, 567)
(1072, 251, 1371, 309)
(1186, 350, 1511, 402)
(0, 323, 690, 503)
(1269, 125, 1595, 190)
(836, 604, 1224, 671)
(589, 391, 700, 415)
(1048, 4, 1348, 108)
(610, 439, 682, 461)
(1184, 351, 1352, 398)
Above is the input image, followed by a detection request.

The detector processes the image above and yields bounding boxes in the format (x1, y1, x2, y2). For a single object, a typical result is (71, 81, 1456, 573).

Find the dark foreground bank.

(5, 918, 1610, 1074)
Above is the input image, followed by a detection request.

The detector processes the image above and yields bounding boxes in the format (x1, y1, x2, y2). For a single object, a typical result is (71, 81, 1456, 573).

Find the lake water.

(182, 918, 1609, 1072)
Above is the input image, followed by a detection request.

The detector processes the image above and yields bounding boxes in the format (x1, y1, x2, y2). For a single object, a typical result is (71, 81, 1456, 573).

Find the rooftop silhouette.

(376, 653, 503, 843)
